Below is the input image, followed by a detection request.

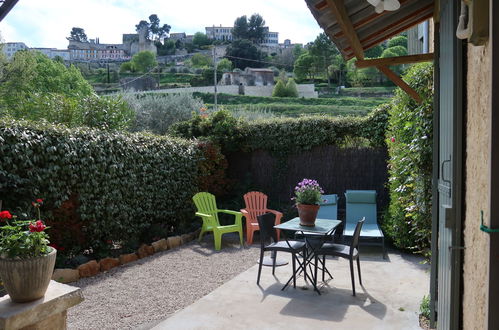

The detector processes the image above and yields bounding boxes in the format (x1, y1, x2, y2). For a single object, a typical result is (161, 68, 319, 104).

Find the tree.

(308, 33, 339, 85)
(247, 14, 266, 43)
(189, 53, 212, 68)
(156, 39, 176, 56)
(130, 51, 157, 73)
(217, 58, 233, 72)
(364, 44, 384, 58)
(388, 35, 408, 49)
(135, 14, 171, 41)
(232, 14, 266, 43)
(192, 32, 211, 48)
(232, 15, 249, 40)
(293, 52, 315, 81)
(67, 27, 88, 42)
(120, 61, 135, 73)
(225, 39, 263, 69)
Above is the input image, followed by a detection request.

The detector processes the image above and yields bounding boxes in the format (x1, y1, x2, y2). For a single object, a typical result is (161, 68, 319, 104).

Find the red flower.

(391, 137, 396, 143)
(0, 210, 12, 220)
(29, 220, 46, 232)
(36, 198, 43, 204)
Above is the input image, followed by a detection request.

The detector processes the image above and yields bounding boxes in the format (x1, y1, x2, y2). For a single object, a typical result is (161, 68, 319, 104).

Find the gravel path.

(67, 233, 260, 330)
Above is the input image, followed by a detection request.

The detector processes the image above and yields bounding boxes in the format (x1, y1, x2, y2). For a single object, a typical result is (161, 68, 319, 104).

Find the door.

(435, 0, 464, 329)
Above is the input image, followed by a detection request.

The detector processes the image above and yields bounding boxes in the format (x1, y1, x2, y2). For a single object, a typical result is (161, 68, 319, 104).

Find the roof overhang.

(306, 0, 434, 60)
(305, 0, 435, 103)
(0, 0, 18, 22)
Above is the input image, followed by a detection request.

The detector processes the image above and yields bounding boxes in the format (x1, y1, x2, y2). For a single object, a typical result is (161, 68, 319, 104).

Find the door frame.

(489, 1, 499, 328)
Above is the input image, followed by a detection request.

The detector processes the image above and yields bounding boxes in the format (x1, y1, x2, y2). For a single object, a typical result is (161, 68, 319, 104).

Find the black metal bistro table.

(274, 217, 341, 294)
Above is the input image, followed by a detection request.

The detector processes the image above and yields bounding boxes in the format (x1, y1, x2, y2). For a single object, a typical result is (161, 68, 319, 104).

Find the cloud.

(0, 0, 322, 48)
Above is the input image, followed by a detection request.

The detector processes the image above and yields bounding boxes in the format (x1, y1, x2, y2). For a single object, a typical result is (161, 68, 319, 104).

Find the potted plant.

(293, 179, 324, 227)
(0, 199, 56, 303)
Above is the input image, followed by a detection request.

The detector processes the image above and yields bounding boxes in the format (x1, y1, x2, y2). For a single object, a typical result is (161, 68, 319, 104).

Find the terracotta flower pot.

(297, 204, 320, 227)
(0, 247, 56, 303)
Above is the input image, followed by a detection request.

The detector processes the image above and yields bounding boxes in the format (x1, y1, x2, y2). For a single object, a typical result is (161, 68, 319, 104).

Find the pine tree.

(285, 78, 299, 97)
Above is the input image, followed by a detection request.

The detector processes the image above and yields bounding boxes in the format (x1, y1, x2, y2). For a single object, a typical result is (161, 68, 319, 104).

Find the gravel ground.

(67, 233, 260, 330)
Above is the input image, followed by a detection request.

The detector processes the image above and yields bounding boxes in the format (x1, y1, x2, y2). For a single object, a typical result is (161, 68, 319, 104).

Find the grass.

(192, 92, 389, 107)
(212, 103, 373, 117)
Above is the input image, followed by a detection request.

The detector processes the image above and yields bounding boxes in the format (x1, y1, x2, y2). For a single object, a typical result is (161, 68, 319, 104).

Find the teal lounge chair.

(317, 194, 338, 220)
(344, 190, 386, 258)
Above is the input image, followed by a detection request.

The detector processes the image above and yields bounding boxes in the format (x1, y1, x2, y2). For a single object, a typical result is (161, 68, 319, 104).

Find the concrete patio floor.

(150, 248, 429, 330)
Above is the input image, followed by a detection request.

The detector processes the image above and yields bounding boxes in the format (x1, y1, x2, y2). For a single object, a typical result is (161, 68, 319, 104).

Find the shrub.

(120, 62, 135, 73)
(124, 93, 204, 135)
(285, 78, 299, 97)
(383, 63, 433, 254)
(272, 80, 287, 97)
(0, 119, 204, 257)
(130, 51, 157, 73)
(388, 36, 408, 49)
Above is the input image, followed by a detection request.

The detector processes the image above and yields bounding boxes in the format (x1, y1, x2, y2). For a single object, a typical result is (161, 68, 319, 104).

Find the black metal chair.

(314, 218, 365, 296)
(256, 213, 307, 289)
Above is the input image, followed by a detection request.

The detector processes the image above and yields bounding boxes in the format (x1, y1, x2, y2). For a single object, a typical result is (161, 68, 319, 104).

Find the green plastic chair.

(193, 192, 244, 251)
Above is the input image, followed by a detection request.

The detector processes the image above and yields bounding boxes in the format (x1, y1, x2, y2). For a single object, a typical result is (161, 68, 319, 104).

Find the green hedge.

(383, 63, 434, 254)
(170, 104, 389, 153)
(0, 119, 204, 257)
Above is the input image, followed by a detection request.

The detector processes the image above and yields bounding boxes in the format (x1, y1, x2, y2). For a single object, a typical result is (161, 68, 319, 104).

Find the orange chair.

(241, 191, 283, 245)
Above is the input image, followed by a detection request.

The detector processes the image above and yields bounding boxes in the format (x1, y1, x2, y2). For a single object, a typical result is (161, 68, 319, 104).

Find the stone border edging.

(51, 229, 201, 284)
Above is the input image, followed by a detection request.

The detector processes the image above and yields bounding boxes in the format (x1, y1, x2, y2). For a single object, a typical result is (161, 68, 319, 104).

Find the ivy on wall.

(383, 63, 434, 254)
(0, 119, 204, 256)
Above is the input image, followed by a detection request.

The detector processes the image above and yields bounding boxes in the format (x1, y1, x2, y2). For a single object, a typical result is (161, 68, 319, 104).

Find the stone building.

(68, 27, 156, 61)
(220, 68, 274, 86)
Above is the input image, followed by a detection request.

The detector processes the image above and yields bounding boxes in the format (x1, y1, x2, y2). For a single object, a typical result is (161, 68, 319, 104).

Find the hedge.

(0, 119, 207, 258)
(170, 104, 389, 153)
(217, 103, 372, 117)
(383, 63, 434, 254)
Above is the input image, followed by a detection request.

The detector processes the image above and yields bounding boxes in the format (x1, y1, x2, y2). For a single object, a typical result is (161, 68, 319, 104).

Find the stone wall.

(462, 41, 491, 330)
(152, 84, 318, 98)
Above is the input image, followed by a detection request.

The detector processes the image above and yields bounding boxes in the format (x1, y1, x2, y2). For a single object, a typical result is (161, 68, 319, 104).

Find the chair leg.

(246, 228, 254, 245)
(322, 255, 326, 282)
(239, 229, 244, 248)
(349, 259, 356, 296)
(357, 256, 362, 286)
(257, 250, 264, 285)
(198, 227, 205, 242)
(214, 232, 222, 251)
(292, 253, 297, 288)
(272, 251, 277, 275)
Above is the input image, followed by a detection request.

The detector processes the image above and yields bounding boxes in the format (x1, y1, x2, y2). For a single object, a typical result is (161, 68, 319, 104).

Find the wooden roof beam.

(377, 65, 422, 104)
(0, 0, 19, 22)
(356, 53, 434, 68)
(326, 0, 365, 60)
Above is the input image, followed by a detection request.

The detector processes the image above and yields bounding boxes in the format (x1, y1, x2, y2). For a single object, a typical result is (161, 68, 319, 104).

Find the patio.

(149, 240, 429, 330)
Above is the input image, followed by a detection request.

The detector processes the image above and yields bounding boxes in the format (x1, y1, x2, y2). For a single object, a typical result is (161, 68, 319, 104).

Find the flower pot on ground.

(0, 199, 56, 303)
(293, 179, 324, 227)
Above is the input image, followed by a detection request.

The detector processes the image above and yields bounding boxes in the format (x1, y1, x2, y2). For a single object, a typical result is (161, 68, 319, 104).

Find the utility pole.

(213, 44, 218, 112)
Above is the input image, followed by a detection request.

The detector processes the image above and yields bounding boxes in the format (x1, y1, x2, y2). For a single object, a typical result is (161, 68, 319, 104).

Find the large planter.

(297, 204, 320, 227)
(0, 247, 56, 303)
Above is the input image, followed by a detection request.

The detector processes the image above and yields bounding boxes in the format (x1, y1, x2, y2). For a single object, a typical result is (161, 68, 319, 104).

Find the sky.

(0, 0, 323, 49)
